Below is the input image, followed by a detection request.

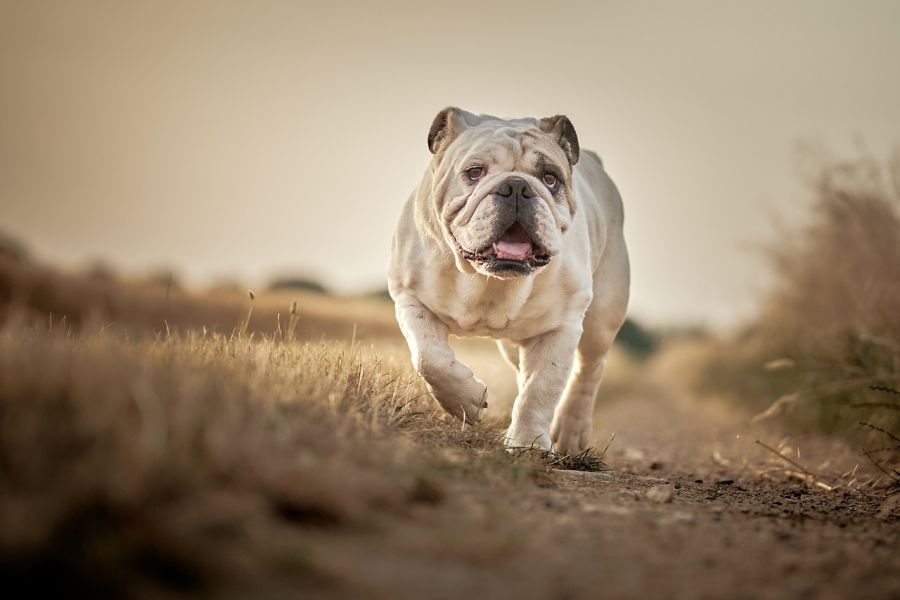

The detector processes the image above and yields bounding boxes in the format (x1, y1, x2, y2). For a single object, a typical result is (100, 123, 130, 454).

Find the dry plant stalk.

(239, 289, 255, 337)
(755, 439, 833, 491)
(286, 299, 300, 341)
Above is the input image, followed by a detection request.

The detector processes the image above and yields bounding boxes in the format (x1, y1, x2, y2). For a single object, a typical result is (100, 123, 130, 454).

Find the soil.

(295, 369, 900, 600)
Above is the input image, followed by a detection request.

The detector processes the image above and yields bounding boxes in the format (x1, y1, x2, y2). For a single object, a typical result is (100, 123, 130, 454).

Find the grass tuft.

(509, 446, 609, 472)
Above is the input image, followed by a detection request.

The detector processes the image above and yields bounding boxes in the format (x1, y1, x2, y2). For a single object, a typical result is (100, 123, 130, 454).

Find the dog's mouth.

(452, 222, 551, 274)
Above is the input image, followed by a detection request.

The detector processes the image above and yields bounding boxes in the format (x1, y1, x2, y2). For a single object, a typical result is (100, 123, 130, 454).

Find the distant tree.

(364, 287, 393, 301)
(0, 230, 28, 261)
(267, 276, 328, 294)
(84, 260, 117, 281)
(615, 318, 658, 358)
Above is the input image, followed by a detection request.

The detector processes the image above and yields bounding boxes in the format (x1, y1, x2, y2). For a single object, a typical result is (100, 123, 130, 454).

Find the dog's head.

(425, 107, 580, 279)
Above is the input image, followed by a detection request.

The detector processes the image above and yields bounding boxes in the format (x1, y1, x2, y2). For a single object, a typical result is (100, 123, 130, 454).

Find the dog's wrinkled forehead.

(448, 124, 570, 175)
(427, 108, 580, 174)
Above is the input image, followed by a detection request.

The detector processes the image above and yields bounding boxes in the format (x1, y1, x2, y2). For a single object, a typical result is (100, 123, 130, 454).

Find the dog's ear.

(539, 115, 580, 166)
(427, 107, 476, 155)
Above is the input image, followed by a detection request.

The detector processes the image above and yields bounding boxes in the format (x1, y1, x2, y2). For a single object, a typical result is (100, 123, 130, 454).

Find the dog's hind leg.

(549, 329, 614, 454)
(505, 324, 582, 450)
(550, 244, 629, 454)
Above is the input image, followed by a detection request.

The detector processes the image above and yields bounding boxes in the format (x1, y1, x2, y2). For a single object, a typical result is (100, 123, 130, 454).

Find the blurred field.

(1, 166, 899, 598)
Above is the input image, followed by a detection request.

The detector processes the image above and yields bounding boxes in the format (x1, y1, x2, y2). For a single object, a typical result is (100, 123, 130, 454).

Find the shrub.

(702, 154, 900, 468)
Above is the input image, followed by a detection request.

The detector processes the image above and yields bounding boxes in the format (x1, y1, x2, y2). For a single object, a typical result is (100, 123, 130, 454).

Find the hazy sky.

(2, 1, 899, 326)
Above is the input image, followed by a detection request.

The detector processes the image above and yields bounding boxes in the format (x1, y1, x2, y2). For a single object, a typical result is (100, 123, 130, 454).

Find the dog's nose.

(494, 177, 535, 201)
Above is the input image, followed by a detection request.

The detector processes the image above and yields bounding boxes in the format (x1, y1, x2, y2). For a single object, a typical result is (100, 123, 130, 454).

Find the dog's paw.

(550, 411, 593, 455)
(431, 377, 488, 423)
(504, 421, 552, 451)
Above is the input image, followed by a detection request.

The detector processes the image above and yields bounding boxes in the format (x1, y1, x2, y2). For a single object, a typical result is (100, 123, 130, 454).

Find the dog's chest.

(421, 274, 564, 339)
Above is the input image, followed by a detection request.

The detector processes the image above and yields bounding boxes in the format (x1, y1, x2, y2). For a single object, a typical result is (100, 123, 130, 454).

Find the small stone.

(623, 448, 646, 462)
(716, 479, 735, 485)
(646, 484, 675, 503)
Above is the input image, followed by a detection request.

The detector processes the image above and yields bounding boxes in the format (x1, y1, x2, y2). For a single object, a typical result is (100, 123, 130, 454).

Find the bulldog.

(388, 107, 630, 453)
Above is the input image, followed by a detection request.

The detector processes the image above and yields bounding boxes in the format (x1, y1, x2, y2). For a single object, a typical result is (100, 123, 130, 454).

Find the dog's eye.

(465, 166, 484, 181)
(542, 172, 558, 188)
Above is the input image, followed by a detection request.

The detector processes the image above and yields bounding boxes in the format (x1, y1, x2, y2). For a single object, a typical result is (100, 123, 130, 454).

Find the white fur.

(389, 111, 630, 453)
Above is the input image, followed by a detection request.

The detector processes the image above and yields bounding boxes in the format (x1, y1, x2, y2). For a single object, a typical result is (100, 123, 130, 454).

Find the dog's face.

(426, 108, 580, 279)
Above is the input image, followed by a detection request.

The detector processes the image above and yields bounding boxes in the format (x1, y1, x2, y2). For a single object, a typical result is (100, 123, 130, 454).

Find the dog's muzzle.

(452, 177, 552, 275)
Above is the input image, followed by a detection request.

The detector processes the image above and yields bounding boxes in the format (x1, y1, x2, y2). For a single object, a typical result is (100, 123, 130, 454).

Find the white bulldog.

(388, 107, 630, 453)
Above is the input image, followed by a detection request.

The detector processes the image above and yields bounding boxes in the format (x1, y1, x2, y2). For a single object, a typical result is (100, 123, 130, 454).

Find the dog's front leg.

(394, 297, 488, 422)
(505, 324, 582, 450)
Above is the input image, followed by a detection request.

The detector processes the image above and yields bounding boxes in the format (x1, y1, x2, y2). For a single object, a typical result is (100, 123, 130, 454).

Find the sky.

(2, 1, 899, 327)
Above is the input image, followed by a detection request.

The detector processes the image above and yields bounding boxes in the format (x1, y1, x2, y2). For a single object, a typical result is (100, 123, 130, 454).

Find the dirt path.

(545, 373, 900, 599)
(298, 360, 900, 600)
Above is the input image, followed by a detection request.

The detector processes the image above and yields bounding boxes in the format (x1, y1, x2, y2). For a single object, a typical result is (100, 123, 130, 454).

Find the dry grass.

(761, 154, 900, 362)
(696, 154, 900, 479)
(0, 312, 570, 596)
(509, 446, 609, 473)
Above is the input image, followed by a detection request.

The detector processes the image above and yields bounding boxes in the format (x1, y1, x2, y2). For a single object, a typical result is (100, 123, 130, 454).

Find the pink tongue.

(495, 241, 532, 260)
(494, 223, 533, 260)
